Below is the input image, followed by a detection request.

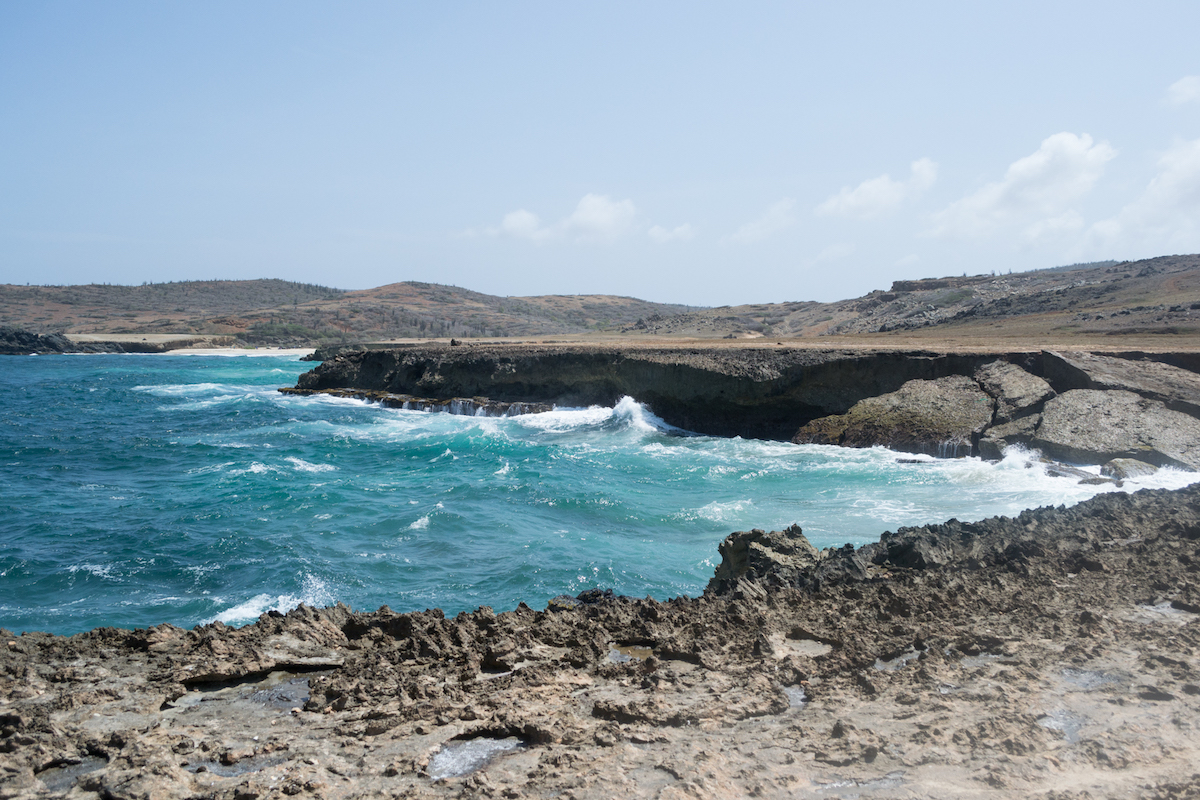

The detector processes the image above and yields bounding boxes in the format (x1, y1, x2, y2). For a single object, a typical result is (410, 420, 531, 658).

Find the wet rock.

(974, 360, 1054, 423)
(1031, 390, 1200, 469)
(978, 414, 1041, 460)
(1101, 457, 1159, 480)
(792, 376, 994, 457)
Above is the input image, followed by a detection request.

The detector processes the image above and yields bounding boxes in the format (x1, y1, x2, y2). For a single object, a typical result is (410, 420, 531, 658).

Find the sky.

(2, 2, 1199, 306)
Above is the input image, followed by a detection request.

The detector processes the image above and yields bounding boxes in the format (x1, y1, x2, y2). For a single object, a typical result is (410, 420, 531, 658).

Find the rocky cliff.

(293, 344, 1200, 469)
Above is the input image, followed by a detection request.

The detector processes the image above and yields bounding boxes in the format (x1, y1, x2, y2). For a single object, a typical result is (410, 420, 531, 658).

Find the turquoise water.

(2, 354, 1196, 637)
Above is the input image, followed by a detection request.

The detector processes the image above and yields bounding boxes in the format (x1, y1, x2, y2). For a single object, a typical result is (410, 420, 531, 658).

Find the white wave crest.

(285, 456, 336, 473)
(205, 574, 335, 627)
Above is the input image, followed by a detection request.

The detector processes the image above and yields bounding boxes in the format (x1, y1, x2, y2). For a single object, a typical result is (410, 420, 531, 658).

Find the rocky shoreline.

(3, 484, 1200, 798)
(295, 344, 1200, 472)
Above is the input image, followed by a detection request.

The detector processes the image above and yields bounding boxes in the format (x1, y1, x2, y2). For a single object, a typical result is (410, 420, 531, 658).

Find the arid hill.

(0, 279, 695, 345)
(2, 254, 1198, 347)
(628, 254, 1200, 342)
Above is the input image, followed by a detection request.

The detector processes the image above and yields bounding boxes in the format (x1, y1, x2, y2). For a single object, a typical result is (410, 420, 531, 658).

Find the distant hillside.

(0, 278, 695, 344)
(3, 255, 1197, 346)
(625, 254, 1200, 341)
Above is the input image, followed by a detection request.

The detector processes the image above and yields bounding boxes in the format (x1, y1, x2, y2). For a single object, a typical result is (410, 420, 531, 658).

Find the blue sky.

(2, 2, 1199, 305)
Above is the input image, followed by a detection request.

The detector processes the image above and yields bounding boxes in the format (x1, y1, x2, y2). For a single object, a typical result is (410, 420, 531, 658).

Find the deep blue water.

(2, 353, 1195, 636)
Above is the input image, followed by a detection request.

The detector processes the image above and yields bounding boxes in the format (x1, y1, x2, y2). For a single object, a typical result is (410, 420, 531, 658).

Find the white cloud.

(1167, 75, 1200, 106)
(816, 158, 937, 219)
(1087, 137, 1200, 249)
(728, 198, 796, 243)
(499, 209, 550, 241)
(562, 193, 637, 241)
(486, 193, 638, 243)
(648, 223, 695, 243)
(930, 132, 1116, 239)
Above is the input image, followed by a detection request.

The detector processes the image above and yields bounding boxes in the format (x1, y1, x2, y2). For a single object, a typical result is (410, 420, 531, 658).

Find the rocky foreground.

(3, 485, 1200, 798)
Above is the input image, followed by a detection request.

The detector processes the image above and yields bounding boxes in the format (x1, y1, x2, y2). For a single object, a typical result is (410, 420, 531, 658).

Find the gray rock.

(973, 360, 1054, 423)
(792, 376, 994, 457)
(709, 524, 820, 594)
(1100, 458, 1159, 480)
(1043, 351, 1200, 419)
(1031, 390, 1200, 470)
(978, 414, 1041, 460)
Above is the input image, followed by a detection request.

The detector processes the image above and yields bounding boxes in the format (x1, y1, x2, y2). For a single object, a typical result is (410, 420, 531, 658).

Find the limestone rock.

(1043, 351, 1200, 419)
(709, 524, 819, 594)
(973, 360, 1054, 423)
(792, 376, 994, 457)
(1031, 390, 1200, 469)
(1101, 458, 1159, 480)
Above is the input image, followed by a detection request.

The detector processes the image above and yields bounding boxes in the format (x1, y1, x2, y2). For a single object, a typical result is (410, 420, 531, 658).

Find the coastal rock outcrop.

(973, 359, 1054, 423)
(791, 375, 994, 456)
(1030, 389, 1200, 470)
(1044, 350, 1200, 418)
(292, 344, 1200, 469)
(4, 485, 1200, 798)
(0, 326, 125, 355)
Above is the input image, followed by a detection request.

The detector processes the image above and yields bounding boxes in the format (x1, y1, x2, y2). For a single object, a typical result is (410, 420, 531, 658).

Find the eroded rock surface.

(4, 486, 1200, 798)
(974, 359, 1054, 423)
(1031, 390, 1200, 470)
(792, 375, 995, 456)
(1044, 351, 1200, 419)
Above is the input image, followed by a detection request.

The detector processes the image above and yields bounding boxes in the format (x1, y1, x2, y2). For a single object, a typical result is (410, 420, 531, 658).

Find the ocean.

(2, 353, 1195, 637)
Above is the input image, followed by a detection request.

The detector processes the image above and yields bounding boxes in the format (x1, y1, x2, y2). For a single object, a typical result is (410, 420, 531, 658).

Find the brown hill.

(2, 254, 1198, 347)
(627, 254, 1200, 343)
(0, 279, 694, 345)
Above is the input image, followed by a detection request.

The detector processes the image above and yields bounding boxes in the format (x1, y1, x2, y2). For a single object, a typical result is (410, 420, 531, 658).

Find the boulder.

(973, 360, 1054, 423)
(1030, 390, 1200, 470)
(708, 524, 820, 594)
(1043, 351, 1200, 419)
(792, 376, 994, 457)
(1101, 458, 1159, 480)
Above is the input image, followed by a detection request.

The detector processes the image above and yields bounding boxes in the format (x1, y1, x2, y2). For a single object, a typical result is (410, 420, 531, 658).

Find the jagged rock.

(792, 376, 994, 457)
(1043, 351, 1200, 419)
(708, 525, 819, 594)
(978, 414, 1041, 460)
(974, 360, 1054, 423)
(1031, 390, 1200, 469)
(1101, 458, 1159, 480)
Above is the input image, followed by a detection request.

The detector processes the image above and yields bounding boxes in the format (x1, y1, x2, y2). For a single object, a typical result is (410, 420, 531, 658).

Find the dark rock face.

(0, 326, 125, 355)
(791, 376, 994, 456)
(295, 345, 993, 440)
(293, 345, 1200, 468)
(1031, 390, 1200, 470)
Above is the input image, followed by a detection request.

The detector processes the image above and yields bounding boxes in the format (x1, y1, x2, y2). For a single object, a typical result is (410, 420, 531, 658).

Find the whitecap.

(285, 456, 336, 473)
(408, 516, 430, 530)
(204, 575, 335, 626)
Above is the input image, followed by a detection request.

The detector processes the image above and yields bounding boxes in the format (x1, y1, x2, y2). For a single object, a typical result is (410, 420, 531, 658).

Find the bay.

(1, 354, 1194, 636)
